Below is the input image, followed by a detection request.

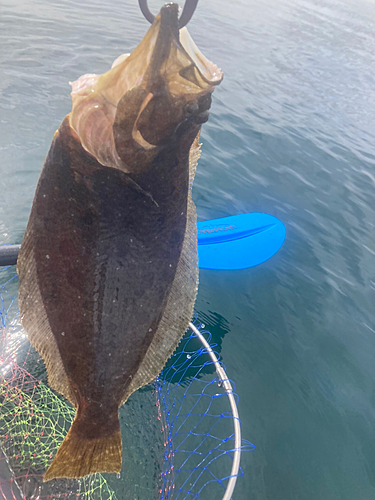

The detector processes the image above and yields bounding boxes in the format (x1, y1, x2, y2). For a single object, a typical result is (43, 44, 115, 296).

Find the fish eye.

(186, 101, 199, 115)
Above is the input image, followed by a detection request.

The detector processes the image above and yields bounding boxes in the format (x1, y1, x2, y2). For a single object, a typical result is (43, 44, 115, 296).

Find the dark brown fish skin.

(17, 2, 221, 481)
(27, 108, 202, 407)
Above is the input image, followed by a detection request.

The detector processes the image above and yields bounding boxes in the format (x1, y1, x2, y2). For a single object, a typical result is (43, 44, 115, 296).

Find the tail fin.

(44, 404, 122, 481)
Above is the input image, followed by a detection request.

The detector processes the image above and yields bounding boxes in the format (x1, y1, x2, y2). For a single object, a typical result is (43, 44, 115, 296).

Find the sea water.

(1, 0, 374, 498)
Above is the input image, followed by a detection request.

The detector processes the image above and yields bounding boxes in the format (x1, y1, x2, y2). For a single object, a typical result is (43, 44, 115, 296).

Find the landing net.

(0, 261, 253, 499)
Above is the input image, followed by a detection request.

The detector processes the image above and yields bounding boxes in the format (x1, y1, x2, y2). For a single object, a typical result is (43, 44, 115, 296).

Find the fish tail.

(43, 402, 122, 481)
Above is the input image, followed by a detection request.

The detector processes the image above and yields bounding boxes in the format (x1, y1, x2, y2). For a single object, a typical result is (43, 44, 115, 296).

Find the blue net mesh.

(156, 319, 254, 500)
(0, 259, 253, 500)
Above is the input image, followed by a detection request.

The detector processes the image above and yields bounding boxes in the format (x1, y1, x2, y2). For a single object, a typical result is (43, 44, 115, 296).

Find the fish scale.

(17, 2, 222, 481)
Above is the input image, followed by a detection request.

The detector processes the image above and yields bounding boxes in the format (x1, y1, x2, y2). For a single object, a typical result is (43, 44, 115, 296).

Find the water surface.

(1, 0, 375, 498)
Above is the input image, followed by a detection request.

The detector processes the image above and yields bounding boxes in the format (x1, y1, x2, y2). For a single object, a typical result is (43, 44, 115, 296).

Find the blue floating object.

(197, 213, 286, 270)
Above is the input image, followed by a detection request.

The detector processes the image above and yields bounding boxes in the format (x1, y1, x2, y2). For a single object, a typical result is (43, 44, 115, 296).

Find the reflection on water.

(1, 0, 375, 499)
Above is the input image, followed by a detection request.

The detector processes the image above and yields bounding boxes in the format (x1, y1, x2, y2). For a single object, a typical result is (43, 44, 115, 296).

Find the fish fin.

(44, 407, 122, 481)
(188, 130, 201, 187)
(120, 131, 200, 403)
(18, 227, 77, 405)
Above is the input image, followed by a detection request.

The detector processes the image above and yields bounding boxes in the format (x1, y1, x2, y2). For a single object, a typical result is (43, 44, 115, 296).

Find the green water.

(1, 0, 374, 499)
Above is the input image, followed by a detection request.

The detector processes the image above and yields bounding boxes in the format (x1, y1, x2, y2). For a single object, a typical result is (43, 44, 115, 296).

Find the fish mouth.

(142, 3, 222, 91)
(68, 3, 223, 171)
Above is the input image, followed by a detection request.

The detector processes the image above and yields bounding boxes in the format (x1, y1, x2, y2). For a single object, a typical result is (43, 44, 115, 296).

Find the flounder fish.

(17, 3, 222, 481)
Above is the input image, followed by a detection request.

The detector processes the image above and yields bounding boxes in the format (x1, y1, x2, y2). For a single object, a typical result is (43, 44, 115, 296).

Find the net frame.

(155, 316, 254, 500)
(188, 322, 241, 500)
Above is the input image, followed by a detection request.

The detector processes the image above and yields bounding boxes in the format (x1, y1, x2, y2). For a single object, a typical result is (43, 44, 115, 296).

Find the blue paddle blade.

(197, 213, 286, 270)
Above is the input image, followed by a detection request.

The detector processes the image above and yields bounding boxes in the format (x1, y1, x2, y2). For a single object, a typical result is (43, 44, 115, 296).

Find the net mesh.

(156, 318, 254, 500)
(0, 266, 118, 499)
(0, 260, 253, 500)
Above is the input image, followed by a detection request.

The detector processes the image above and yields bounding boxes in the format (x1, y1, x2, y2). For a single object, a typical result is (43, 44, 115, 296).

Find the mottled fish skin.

(17, 3, 222, 481)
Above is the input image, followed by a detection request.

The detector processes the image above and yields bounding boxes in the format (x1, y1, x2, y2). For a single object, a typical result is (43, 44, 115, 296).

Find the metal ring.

(138, 0, 155, 24)
(178, 0, 199, 28)
(138, 0, 199, 28)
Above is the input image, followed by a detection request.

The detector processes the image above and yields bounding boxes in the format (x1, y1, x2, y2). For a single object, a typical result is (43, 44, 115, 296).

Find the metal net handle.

(188, 322, 241, 500)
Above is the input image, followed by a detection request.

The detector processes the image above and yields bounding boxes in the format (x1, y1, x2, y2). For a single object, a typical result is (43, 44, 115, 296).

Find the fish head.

(69, 2, 222, 172)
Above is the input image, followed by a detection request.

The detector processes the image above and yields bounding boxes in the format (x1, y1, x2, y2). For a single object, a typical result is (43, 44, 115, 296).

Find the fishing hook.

(138, 0, 199, 28)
